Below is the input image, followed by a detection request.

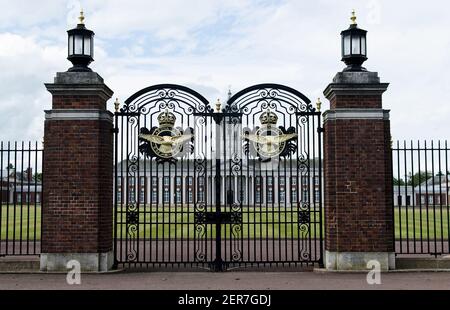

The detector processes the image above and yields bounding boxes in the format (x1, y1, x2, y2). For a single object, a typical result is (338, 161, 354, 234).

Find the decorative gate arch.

(114, 83, 323, 270)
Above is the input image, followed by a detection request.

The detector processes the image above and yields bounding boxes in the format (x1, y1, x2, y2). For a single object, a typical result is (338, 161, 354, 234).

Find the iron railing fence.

(0, 141, 43, 256)
(392, 140, 449, 256)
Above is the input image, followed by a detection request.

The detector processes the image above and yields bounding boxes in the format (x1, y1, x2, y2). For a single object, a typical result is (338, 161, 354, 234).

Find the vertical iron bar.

(13, 141, 17, 254)
(438, 140, 444, 253)
(27, 141, 31, 254)
(214, 115, 223, 271)
(445, 140, 449, 254)
(417, 141, 423, 253)
(34, 142, 38, 254)
(318, 114, 324, 267)
(6, 142, 10, 255)
(431, 141, 437, 256)
(0, 142, 3, 254)
(396, 141, 402, 253)
(403, 140, 409, 253)
(410, 140, 416, 253)
(424, 141, 430, 253)
(113, 112, 119, 267)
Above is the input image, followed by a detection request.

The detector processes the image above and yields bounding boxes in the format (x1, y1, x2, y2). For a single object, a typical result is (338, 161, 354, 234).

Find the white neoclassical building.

(114, 158, 323, 208)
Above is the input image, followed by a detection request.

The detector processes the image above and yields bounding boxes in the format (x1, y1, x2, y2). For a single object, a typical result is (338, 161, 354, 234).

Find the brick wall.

(329, 95, 382, 109)
(52, 94, 107, 109)
(42, 92, 113, 254)
(324, 92, 393, 253)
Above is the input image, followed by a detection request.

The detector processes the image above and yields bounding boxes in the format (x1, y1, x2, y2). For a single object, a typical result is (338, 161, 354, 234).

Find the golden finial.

(114, 98, 120, 112)
(79, 9, 85, 25)
(350, 9, 357, 25)
(316, 98, 322, 112)
(216, 99, 222, 113)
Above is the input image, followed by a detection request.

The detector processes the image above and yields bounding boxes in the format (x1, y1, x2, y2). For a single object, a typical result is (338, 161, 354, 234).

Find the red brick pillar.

(323, 71, 394, 270)
(41, 72, 114, 272)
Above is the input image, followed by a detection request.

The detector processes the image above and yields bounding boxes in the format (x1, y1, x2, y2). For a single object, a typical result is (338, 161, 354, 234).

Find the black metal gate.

(114, 84, 323, 270)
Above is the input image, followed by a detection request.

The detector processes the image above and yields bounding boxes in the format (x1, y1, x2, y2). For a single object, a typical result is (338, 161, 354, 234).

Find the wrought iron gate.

(114, 84, 323, 270)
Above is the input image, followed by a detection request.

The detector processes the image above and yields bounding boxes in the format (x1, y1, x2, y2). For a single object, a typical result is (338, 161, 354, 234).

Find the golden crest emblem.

(139, 110, 194, 161)
(244, 109, 297, 160)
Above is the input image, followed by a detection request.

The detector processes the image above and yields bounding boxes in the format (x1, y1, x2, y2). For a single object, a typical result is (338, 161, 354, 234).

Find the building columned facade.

(115, 159, 323, 207)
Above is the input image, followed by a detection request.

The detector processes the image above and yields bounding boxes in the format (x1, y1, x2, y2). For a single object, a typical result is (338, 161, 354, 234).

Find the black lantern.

(341, 10, 367, 72)
(67, 10, 94, 72)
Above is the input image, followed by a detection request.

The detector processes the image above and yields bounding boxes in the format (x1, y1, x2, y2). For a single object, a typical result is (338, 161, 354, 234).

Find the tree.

(407, 171, 433, 186)
(33, 173, 43, 183)
(393, 177, 405, 186)
(6, 163, 15, 176)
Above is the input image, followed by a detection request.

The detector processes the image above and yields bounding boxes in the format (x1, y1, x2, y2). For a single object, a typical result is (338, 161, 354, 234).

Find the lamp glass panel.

(344, 35, 351, 56)
(361, 36, 366, 55)
(68, 35, 74, 56)
(74, 35, 83, 55)
(352, 35, 361, 54)
(84, 36, 91, 55)
(91, 37, 94, 58)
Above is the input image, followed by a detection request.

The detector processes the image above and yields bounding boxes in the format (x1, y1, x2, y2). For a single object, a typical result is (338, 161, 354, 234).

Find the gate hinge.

(317, 127, 324, 133)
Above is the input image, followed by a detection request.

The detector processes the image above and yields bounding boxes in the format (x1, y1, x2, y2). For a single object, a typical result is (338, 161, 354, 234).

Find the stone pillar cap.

(323, 71, 389, 100)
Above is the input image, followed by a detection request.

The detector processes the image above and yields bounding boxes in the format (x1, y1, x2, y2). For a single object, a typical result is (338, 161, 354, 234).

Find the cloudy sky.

(0, 0, 449, 143)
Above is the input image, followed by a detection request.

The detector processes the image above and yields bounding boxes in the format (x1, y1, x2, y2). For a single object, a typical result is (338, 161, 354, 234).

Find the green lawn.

(1, 205, 449, 241)
(395, 207, 450, 240)
(115, 206, 323, 239)
(0, 204, 41, 241)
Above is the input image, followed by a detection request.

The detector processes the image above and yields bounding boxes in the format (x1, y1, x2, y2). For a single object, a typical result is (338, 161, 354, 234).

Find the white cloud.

(0, 0, 449, 143)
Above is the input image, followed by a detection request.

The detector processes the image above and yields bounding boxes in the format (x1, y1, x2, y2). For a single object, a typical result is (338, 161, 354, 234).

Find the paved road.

(0, 271, 450, 290)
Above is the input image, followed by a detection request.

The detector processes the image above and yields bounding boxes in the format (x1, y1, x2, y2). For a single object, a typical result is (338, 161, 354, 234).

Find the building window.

(129, 191, 136, 203)
(428, 195, 433, 205)
(36, 193, 41, 203)
(198, 191, 205, 203)
(128, 176, 135, 203)
(255, 191, 261, 204)
(163, 190, 170, 204)
(139, 191, 145, 204)
(314, 190, 320, 202)
(188, 190, 193, 203)
(301, 176, 308, 185)
(17, 194, 21, 203)
(175, 191, 182, 203)
(164, 177, 170, 186)
(314, 176, 320, 186)
(199, 177, 204, 186)
(406, 196, 411, 206)
(291, 191, 297, 203)
(267, 177, 274, 203)
(140, 177, 145, 186)
(302, 191, 309, 201)
(117, 192, 122, 204)
(267, 191, 273, 203)
(255, 176, 262, 204)
(291, 177, 297, 186)
(397, 195, 402, 206)
(176, 177, 182, 186)
(280, 191, 286, 203)
(151, 177, 158, 204)
(187, 177, 193, 186)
